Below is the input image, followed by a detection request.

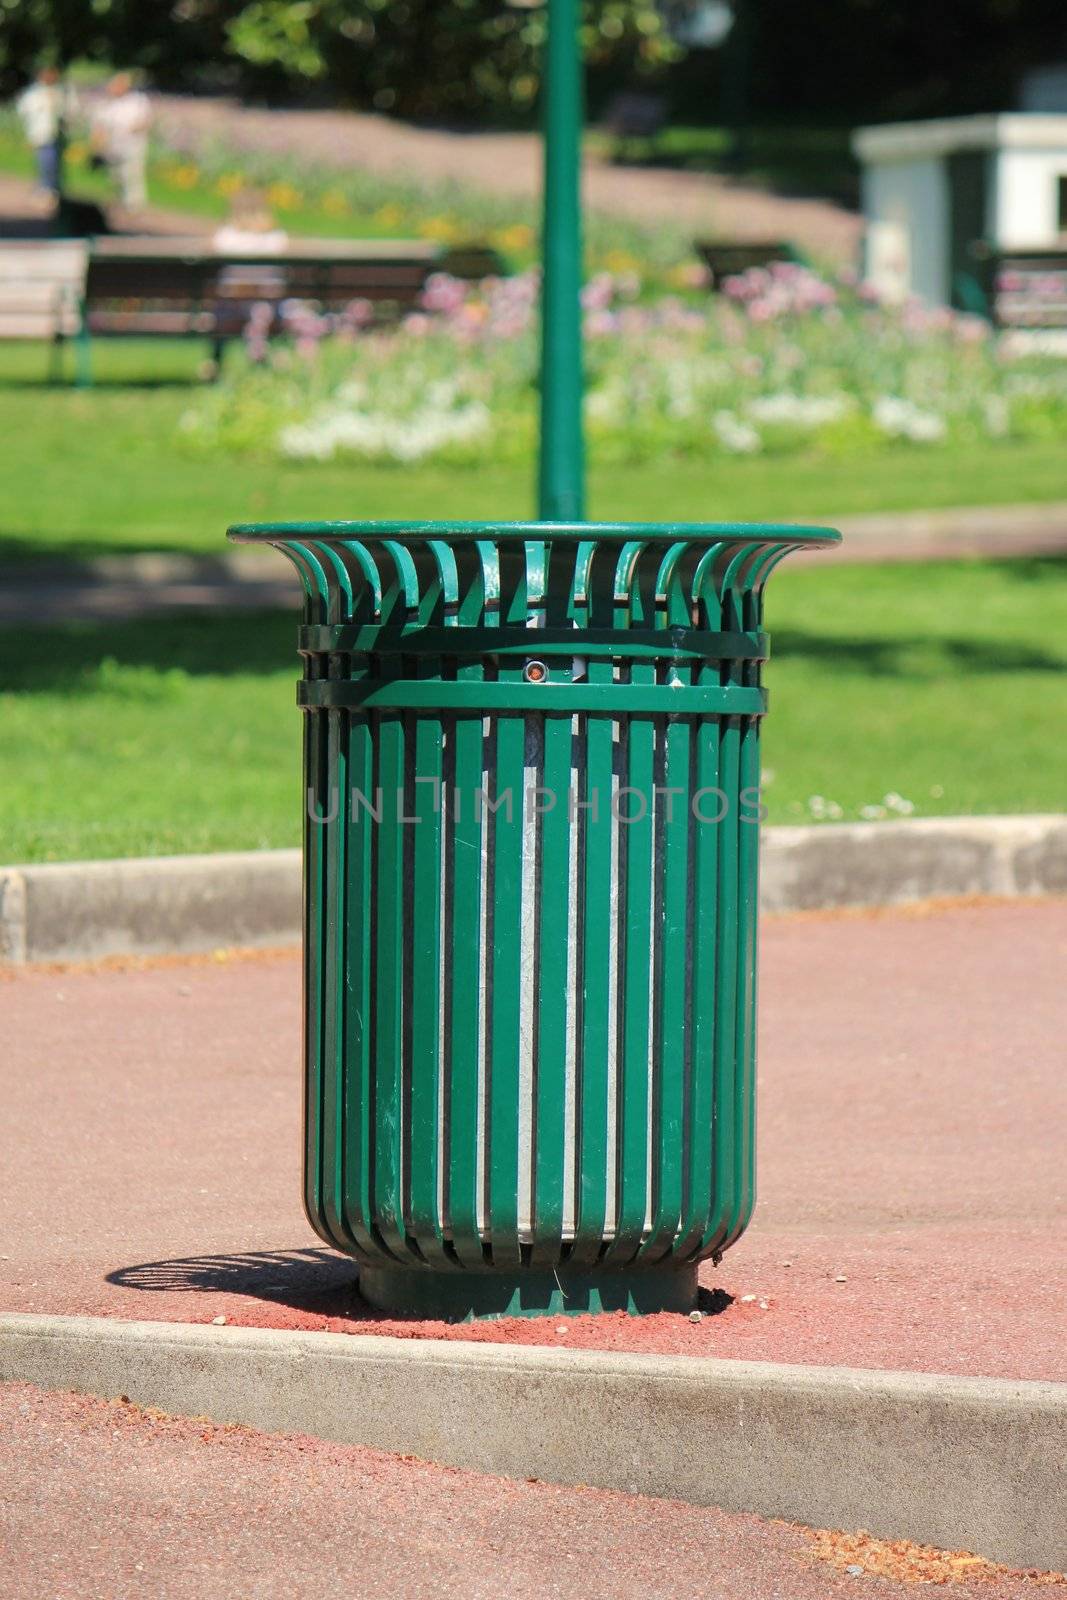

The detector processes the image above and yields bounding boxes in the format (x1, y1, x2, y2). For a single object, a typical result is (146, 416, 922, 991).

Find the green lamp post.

(538, 0, 586, 521)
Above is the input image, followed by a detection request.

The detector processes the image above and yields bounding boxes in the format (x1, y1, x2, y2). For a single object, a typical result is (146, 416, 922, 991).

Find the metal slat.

(406, 706, 449, 1266)
(568, 693, 615, 1266)
(343, 702, 379, 1258)
(320, 690, 349, 1255)
(641, 698, 691, 1263)
(298, 624, 768, 660)
(486, 701, 525, 1269)
(602, 678, 655, 1265)
(530, 712, 572, 1261)
(299, 678, 767, 717)
(371, 706, 411, 1258)
(444, 708, 486, 1266)
(727, 586, 764, 1250)
(704, 658, 742, 1256)
(674, 696, 721, 1260)
(303, 694, 330, 1247)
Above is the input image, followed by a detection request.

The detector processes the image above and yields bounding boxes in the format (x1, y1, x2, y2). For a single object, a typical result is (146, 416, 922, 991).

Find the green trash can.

(229, 520, 839, 1317)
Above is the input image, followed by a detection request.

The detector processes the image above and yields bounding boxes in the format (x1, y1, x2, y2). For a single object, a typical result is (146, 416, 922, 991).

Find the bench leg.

(48, 331, 65, 386)
(74, 311, 92, 389)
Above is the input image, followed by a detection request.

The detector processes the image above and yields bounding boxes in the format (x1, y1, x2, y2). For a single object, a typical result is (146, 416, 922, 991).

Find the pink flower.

(420, 273, 468, 315)
(342, 297, 375, 328)
(581, 272, 616, 311)
(585, 309, 620, 337)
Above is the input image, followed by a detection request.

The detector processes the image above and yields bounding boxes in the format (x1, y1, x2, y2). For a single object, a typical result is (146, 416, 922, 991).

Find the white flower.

(807, 794, 843, 821)
(334, 378, 369, 406)
(585, 379, 627, 422)
(279, 400, 491, 463)
(747, 392, 850, 428)
(872, 396, 947, 443)
(883, 792, 915, 815)
(982, 395, 1009, 437)
(712, 410, 761, 454)
(859, 804, 887, 820)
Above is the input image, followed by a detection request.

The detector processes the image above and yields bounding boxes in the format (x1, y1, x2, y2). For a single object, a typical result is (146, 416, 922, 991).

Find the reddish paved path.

(0, 1383, 1057, 1600)
(2, 899, 1064, 1380)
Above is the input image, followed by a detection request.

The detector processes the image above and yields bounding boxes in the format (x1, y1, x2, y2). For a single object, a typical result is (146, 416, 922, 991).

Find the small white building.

(853, 114, 1067, 309)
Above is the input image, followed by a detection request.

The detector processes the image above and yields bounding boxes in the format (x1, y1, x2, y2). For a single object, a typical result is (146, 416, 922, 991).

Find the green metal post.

(538, 0, 585, 522)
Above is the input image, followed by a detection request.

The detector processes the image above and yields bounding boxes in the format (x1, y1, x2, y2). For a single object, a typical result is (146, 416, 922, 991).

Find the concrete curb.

(758, 812, 1067, 913)
(2, 815, 1065, 965)
(0, 849, 301, 964)
(1, 1313, 1063, 1570)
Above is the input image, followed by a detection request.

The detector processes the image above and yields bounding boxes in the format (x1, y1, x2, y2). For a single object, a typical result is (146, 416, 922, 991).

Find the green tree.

(224, 1, 677, 117)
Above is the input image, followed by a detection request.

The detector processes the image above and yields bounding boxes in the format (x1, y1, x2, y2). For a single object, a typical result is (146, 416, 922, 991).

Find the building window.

(1059, 175, 1067, 235)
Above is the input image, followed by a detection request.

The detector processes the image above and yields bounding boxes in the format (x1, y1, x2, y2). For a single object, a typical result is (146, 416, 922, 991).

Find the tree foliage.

(1, 0, 1065, 121)
(0, 0, 677, 115)
(224, 2, 677, 117)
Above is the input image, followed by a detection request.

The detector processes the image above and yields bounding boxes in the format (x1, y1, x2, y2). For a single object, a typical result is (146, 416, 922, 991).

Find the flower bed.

(182, 263, 1067, 466)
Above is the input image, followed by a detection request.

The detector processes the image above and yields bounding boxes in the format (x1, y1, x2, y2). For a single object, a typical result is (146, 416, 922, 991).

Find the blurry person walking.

(16, 66, 76, 198)
(92, 73, 151, 212)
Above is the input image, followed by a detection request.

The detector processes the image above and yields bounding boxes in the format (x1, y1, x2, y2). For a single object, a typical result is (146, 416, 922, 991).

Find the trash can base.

(358, 1263, 698, 1321)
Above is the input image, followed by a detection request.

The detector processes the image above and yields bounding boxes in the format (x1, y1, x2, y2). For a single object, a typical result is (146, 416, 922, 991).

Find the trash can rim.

(227, 519, 841, 548)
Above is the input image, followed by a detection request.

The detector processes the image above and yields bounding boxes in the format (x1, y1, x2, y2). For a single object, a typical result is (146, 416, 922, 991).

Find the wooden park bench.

(0, 240, 87, 375)
(70, 236, 444, 384)
(695, 239, 804, 288)
(957, 242, 1067, 332)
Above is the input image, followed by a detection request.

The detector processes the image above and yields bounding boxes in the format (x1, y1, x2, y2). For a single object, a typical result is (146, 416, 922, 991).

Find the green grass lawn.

(3, 558, 1064, 863)
(1, 340, 1066, 562)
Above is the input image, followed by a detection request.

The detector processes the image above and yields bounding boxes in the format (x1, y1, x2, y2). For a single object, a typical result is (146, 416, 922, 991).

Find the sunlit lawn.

(1, 340, 1066, 562)
(2, 558, 1064, 863)
(2, 336, 1065, 865)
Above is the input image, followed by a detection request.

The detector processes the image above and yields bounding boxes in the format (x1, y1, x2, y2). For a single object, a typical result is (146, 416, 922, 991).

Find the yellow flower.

(168, 163, 200, 191)
(418, 215, 461, 243)
(375, 202, 404, 228)
(266, 181, 302, 212)
(65, 140, 88, 166)
(604, 249, 641, 274)
(321, 189, 349, 216)
(215, 172, 245, 198)
(493, 222, 535, 253)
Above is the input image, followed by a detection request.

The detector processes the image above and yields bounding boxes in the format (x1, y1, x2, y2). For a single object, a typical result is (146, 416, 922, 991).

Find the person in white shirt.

(16, 66, 76, 197)
(91, 72, 151, 211)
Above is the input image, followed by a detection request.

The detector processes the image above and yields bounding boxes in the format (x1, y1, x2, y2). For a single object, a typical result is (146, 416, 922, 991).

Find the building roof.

(853, 114, 1067, 163)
